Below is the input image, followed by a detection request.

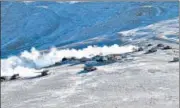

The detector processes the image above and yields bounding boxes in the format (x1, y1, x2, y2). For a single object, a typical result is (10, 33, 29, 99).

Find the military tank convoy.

(1, 43, 178, 82)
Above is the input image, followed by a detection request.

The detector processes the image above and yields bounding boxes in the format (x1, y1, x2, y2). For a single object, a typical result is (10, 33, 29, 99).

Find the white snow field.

(1, 1, 179, 108)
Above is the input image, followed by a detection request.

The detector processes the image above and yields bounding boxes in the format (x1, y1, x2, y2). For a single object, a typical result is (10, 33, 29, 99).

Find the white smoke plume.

(1, 44, 138, 77)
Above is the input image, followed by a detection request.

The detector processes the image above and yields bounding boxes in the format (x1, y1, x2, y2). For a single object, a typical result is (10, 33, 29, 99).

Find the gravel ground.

(1, 39, 179, 108)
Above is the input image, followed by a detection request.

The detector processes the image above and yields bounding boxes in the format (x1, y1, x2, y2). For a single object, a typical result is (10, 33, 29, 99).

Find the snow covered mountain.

(1, 1, 179, 58)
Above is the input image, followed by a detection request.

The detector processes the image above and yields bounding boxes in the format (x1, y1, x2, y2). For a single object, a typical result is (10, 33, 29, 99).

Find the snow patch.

(69, 1, 80, 4)
(118, 18, 179, 42)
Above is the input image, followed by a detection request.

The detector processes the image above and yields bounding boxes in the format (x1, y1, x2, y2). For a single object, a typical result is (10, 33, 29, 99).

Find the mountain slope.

(1, 2, 179, 58)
